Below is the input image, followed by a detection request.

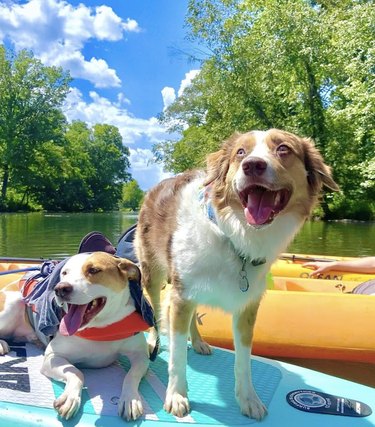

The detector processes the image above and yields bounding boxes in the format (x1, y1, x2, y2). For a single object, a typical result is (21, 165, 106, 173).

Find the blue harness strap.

(198, 185, 217, 224)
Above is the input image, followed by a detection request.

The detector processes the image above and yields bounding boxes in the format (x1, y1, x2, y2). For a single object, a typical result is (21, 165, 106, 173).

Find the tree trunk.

(304, 60, 326, 150)
(1, 164, 9, 201)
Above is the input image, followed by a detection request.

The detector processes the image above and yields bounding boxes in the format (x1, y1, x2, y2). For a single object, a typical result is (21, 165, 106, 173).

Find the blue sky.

(0, 0, 200, 190)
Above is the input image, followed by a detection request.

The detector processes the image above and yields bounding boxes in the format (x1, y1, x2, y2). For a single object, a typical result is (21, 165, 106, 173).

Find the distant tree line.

(0, 46, 135, 212)
(155, 0, 375, 220)
(122, 180, 144, 211)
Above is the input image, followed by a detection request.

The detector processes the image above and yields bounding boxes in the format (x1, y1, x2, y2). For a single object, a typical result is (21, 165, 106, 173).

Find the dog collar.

(74, 311, 150, 341)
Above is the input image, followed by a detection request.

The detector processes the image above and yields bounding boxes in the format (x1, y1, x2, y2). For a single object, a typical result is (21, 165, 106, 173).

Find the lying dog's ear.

(118, 259, 141, 284)
(302, 138, 340, 194)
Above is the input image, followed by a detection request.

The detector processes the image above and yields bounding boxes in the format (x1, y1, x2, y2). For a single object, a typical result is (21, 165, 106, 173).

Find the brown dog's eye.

(88, 267, 101, 275)
(237, 148, 246, 157)
(276, 144, 291, 157)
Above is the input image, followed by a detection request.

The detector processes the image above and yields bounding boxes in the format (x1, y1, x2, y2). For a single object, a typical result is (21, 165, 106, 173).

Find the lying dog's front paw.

(0, 339, 10, 355)
(118, 393, 143, 421)
(164, 391, 190, 417)
(53, 392, 81, 420)
(236, 392, 267, 420)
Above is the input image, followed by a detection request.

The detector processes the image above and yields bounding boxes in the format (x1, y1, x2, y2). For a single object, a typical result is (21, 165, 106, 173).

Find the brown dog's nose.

(55, 282, 73, 299)
(242, 157, 267, 176)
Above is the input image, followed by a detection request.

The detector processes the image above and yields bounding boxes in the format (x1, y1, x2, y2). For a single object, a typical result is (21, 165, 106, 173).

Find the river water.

(1, 212, 374, 259)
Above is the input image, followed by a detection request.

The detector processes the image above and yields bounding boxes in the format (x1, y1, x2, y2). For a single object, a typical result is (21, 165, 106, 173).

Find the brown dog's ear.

(118, 259, 141, 283)
(302, 138, 340, 194)
(204, 149, 227, 185)
(204, 133, 240, 186)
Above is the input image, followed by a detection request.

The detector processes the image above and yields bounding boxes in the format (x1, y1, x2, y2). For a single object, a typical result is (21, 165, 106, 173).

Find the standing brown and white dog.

(134, 129, 338, 420)
(0, 252, 150, 421)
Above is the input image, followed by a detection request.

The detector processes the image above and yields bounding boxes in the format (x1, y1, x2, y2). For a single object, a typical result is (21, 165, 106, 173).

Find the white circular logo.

(294, 392, 327, 408)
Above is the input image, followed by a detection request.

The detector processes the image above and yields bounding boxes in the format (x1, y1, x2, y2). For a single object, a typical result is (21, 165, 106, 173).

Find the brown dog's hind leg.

(139, 261, 164, 354)
(189, 310, 212, 355)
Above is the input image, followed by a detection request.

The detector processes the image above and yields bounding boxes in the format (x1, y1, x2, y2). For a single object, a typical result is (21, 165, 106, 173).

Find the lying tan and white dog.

(0, 252, 150, 421)
(134, 129, 339, 420)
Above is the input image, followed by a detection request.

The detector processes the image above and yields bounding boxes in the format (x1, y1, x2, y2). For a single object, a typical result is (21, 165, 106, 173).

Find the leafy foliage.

(157, 0, 375, 219)
(0, 47, 133, 212)
(31, 121, 131, 212)
(122, 180, 144, 211)
(0, 47, 70, 205)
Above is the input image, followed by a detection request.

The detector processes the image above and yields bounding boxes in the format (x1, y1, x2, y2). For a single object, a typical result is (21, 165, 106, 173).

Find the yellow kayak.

(272, 253, 375, 282)
(193, 289, 375, 361)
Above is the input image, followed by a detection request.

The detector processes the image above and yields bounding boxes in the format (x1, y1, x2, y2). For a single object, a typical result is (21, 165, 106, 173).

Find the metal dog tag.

(287, 390, 372, 417)
(239, 271, 249, 292)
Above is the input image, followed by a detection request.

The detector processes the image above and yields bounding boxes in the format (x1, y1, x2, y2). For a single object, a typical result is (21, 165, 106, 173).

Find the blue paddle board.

(0, 336, 373, 426)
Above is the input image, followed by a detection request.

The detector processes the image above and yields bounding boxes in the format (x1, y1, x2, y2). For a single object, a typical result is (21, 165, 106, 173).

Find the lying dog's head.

(54, 252, 140, 336)
(205, 129, 339, 228)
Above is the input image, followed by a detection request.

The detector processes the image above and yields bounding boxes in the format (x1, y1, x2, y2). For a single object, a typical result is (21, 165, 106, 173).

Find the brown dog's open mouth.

(239, 185, 291, 226)
(59, 297, 107, 336)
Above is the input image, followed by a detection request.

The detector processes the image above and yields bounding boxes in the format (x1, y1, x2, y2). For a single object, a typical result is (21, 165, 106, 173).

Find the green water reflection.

(1, 212, 374, 259)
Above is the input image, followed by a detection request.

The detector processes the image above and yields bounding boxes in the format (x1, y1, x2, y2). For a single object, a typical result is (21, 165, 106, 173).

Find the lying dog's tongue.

(244, 188, 276, 226)
(59, 304, 88, 336)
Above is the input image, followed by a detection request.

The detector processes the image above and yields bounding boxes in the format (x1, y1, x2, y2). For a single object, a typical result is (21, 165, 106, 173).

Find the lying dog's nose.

(242, 157, 267, 176)
(55, 282, 73, 299)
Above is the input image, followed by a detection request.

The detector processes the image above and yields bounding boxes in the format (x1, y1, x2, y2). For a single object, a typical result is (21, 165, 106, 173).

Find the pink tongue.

(59, 304, 88, 336)
(244, 190, 275, 225)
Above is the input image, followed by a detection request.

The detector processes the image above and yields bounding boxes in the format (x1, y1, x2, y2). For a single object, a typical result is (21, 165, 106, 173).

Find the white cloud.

(129, 148, 172, 190)
(123, 18, 141, 33)
(116, 92, 131, 107)
(161, 86, 176, 110)
(160, 69, 200, 131)
(0, 0, 139, 88)
(161, 69, 200, 111)
(64, 88, 167, 144)
(178, 69, 200, 97)
(93, 5, 123, 40)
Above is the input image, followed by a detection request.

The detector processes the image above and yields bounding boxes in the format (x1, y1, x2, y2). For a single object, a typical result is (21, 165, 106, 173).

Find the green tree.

(35, 121, 132, 212)
(0, 46, 71, 208)
(156, 0, 374, 219)
(33, 121, 93, 211)
(322, 2, 375, 218)
(122, 180, 144, 211)
(89, 124, 131, 211)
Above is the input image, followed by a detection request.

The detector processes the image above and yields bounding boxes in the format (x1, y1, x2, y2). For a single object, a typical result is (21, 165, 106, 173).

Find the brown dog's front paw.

(191, 339, 212, 355)
(118, 394, 143, 421)
(164, 392, 190, 417)
(237, 392, 267, 420)
(54, 392, 81, 420)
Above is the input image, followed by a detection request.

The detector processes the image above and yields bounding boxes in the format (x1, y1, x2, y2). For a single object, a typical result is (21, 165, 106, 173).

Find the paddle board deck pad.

(0, 337, 373, 427)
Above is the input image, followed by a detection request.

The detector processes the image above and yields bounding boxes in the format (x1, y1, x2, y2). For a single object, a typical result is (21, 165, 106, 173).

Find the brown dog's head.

(55, 252, 140, 336)
(205, 129, 339, 228)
